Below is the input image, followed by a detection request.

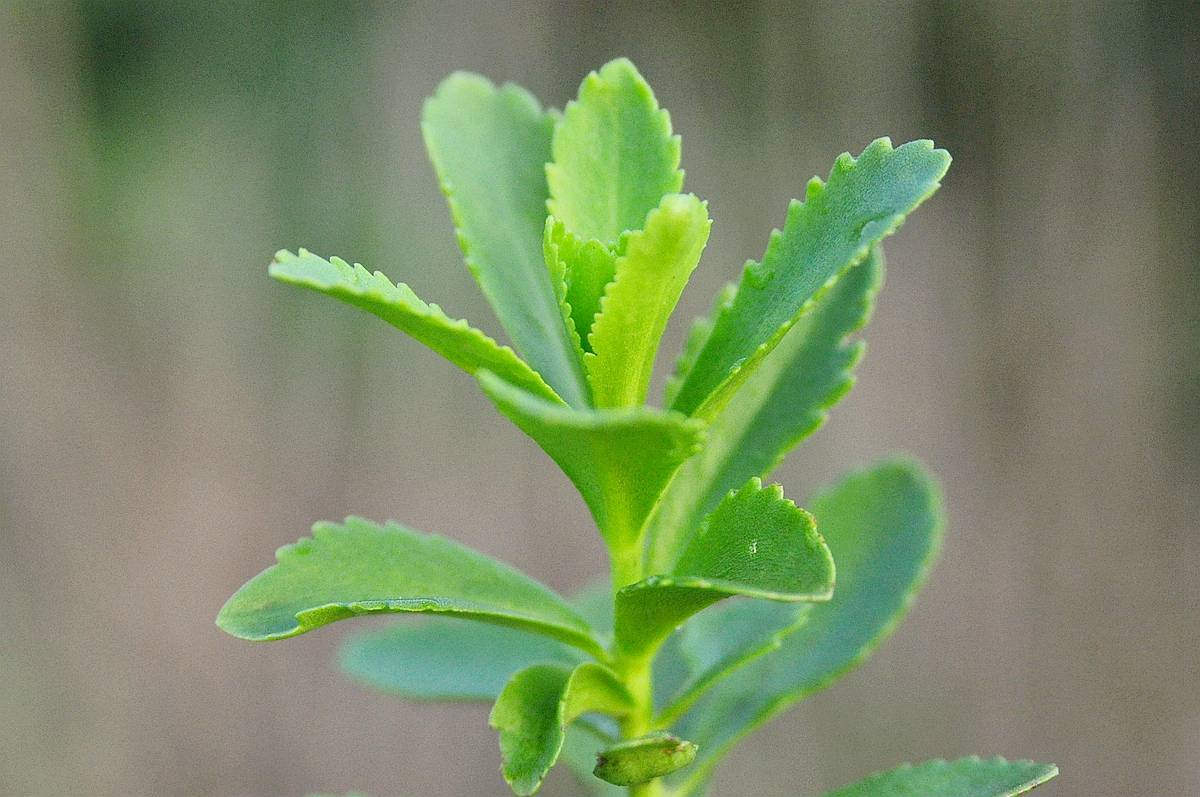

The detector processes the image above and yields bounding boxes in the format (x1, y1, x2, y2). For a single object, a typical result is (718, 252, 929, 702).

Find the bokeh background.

(2, 1, 1197, 795)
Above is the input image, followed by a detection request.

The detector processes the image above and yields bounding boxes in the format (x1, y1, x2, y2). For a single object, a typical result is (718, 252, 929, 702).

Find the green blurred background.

(2, 1, 1197, 795)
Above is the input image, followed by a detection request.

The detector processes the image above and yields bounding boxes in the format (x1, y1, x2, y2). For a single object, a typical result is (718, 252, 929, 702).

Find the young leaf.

(614, 479, 833, 658)
(823, 756, 1059, 797)
(423, 73, 589, 406)
(668, 139, 950, 418)
(216, 517, 605, 659)
(646, 248, 883, 572)
(477, 371, 705, 552)
(340, 619, 582, 701)
(670, 460, 944, 793)
(270, 249, 562, 404)
(655, 601, 809, 727)
(491, 662, 633, 796)
(544, 219, 617, 351)
(547, 57, 683, 246)
(561, 724, 626, 796)
(585, 193, 712, 407)
(593, 732, 698, 786)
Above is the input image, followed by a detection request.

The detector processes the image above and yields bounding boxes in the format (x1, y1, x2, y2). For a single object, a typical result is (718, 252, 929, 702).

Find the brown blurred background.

(2, 1, 1197, 795)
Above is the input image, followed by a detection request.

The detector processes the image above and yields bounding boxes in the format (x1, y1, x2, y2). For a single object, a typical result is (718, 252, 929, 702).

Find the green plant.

(218, 58, 1056, 797)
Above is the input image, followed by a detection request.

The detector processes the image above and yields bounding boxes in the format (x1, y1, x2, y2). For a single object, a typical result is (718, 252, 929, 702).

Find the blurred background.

(2, 1, 1197, 795)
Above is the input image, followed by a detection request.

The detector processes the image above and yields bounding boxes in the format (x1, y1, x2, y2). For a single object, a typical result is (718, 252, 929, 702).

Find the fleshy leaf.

(216, 517, 604, 659)
(586, 193, 712, 407)
(491, 662, 633, 796)
(340, 619, 582, 701)
(823, 756, 1059, 797)
(423, 73, 588, 406)
(544, 219, 617, 351)
(615, 479, 833, 658)
(547, 57, 683, 246)
(477, 371, 705, 552)
(670, 460, 944, 793)
(270, 249, 562, 404)
(593, 732, 698, 786)
(669, 139, 950, 418)
(646, 247, 883, 572)
(562, 725, 626, 796)
(655, 601, 809, 727)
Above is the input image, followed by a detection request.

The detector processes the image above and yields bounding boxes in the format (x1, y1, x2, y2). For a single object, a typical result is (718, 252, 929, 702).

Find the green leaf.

(593, 732, 698, 786)
(270, 249, 562, 404)
(670, 460, 944, 793)
(491, 662, 633, 796)
(477, 371, 705, 552)
(561, 724, 625, 796)
(585, 193, 712, 407)
(823, 756, 1059, 797)
(340, 619, 582, 701)
(547, 57, 683, 246)
(544, 219, 617, 352)
(655, 600, 809, 727)
(216, 517, 605, 659)
(646, 247, 883, 572)
(615, 479, 833, 658)
(423, 73, 588, 406)
(668, 139, 950, 418)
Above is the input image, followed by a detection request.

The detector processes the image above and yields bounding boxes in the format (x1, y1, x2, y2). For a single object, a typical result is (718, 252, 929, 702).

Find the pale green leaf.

(586, 193, 711, 407)
(423, 73, 588, 406)
(669, 139, 950, 418)
(216, 517, 604, 658)
(270, 249, 562, 404)
(547, 57, 683, 245)
(593, 732, 698, 786)
(491, 662, 633, 795)
(824, 756, 1058, 797)
(339, 619, 582, 701)
(655, 600, 809, 727)
(544, 219, 617, 351)
(671, 461, 944, 793)
(646, 247, 883, 572)
(477, 371, 705, 551)
(561, 724, 625, 796)
(615, 479, 833, 658)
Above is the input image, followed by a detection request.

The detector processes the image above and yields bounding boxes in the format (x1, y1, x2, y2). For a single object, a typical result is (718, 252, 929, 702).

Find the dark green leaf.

(615, 479, 833, 658)
(646, 247, 883, 572)
(216, 517, 604, 658)
(270, 249, 562, 404)
(823, 756, 1058, 797)
(669, 139, 949, 418)
(423, 73, 588, 406)
(671, 460, 944, 792)
(477, 371, 705, 552)
(491, 663, 633, 795)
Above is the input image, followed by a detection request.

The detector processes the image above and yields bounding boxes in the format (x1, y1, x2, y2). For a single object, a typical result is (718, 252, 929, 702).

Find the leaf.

(593, 732, 698, 786)
(491, 662, 633, 796)
(655, 601, 809, 727)
(670, 460, 944, 793)
(585, 193, 712, 407)
(668, 138, 950, 418)
(216, 517, 605, 659)
(645, 247, 883, 573)
(823, 756, 1059, 797)
(477, 371, 705, 552)
(423, 73, 589, 406)
(544, 219, 617, 351)
(340, 619, 582, 701)
(614, 479, 833, 658)
(270, 249, 562, 404)
(547, 57, 683, 246)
